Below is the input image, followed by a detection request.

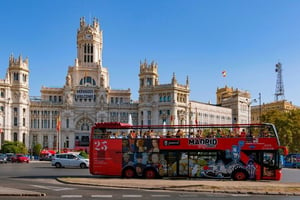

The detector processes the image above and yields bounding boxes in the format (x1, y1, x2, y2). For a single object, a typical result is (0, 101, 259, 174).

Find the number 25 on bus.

(89, 122, 287, 181)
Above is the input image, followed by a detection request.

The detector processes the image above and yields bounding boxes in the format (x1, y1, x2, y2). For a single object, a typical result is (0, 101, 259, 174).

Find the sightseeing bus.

(89, 122, 287, 181)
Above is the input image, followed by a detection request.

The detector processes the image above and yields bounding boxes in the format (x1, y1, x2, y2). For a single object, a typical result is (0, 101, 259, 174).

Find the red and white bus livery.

(89, 123, 287, 181)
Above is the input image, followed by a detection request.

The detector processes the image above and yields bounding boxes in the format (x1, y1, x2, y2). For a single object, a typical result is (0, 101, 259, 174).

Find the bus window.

(263, 152, 275, 167)
(262, 152, 276, 177)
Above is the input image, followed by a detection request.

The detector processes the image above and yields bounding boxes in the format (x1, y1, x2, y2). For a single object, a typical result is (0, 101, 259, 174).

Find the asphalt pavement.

(1, 177, 299, 197)
(1, 161, 300, 197)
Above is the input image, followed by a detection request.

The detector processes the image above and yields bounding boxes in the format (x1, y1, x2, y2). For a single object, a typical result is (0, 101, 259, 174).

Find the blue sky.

(0, 0, 299, 106)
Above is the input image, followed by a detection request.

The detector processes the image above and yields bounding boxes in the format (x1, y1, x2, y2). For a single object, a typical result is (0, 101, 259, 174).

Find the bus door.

(261, 152, 276, 179)
(165, 152, 189, 177)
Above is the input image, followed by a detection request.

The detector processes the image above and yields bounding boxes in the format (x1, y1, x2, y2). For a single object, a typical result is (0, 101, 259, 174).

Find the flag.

(56, 115, 61, 132)
(170, 115, 174, 125)
(222, 70, 227, 77)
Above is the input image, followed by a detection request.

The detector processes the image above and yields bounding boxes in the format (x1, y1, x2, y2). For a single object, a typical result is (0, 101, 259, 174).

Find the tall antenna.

(274, 62, 285, 101)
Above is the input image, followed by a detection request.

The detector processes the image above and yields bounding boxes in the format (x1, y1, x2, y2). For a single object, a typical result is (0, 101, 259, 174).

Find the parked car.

(6, 153, 14, 162)
(11, 154, 30, 163)
(51, 153, 89, 168)
(0, 154, 8, 163)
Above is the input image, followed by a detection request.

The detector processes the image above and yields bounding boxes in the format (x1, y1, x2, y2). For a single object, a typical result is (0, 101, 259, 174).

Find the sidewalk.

(0, 186, 46, 197)
(58, 177, 300, 196)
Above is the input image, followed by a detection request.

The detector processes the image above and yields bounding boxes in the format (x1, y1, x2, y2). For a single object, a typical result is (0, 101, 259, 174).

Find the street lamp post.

(259, 93, 262, 123)
(240, 98, 256, 124)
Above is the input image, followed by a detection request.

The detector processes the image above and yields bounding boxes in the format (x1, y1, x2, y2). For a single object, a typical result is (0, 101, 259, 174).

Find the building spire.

(172, 72, 177, 85)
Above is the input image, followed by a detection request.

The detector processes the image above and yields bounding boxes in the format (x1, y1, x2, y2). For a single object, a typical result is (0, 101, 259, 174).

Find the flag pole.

(222, 70, 227, 86)
(56, 115, 61, 153)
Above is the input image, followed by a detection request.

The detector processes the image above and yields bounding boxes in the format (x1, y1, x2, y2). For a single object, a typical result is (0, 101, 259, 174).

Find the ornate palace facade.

(1, 17, 253, 151)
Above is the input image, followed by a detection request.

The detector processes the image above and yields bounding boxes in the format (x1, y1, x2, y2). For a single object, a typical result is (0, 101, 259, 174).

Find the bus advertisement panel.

(90, 123, 287, 181)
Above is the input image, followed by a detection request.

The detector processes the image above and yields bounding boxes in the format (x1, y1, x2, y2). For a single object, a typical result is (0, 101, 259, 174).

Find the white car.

(51, 153, 89, 168)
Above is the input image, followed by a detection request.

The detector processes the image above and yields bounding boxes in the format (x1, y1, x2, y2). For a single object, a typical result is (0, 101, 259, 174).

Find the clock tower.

(77, 17, 103, 67)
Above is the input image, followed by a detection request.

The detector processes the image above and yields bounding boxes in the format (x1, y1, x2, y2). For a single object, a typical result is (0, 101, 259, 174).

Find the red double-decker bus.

(89, 122, 287, 181)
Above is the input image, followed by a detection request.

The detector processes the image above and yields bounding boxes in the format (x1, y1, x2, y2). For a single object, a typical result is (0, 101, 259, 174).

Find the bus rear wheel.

(144, 169, 157, 179)
(123, 168, 136, 178)
(232, 169, 248, 181)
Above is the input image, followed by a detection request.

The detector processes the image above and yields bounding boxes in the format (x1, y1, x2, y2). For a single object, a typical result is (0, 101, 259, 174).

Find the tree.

(262, 109, 300, 153)
(32, 144, 42, 156)
(1, 141, 28, 154)
(79, 151, 89, 159)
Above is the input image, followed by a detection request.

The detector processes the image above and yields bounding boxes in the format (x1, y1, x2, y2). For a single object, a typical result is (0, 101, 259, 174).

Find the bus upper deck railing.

(92, 123, 279, 143)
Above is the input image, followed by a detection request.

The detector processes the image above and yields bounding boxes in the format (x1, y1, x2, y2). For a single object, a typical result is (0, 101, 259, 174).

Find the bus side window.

(263, 152, 275, 167)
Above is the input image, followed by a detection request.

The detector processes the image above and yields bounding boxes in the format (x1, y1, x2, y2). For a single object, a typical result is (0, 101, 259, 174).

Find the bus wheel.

(232, 169, 248, 181)
(144, 169, 157, 179)
(123, 168, 136, 178)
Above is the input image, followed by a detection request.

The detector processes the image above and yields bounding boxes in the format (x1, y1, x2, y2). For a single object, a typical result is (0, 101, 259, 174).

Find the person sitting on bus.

(195, 130, 202, 138)
(216, 129, 222, 138)
(144, 131, 151, 138)
(176, 129, 184, 138)
(229, 131, 235, 138)
(128, 130, 136, 139)
(261, 128, 271, 137)
(110, 132, 117, 138)
(150, 129, 156, 138)
(246, 131, 254, 142)
(206, 131, 213, 138)
(136, 131, 143, 138)
(189, 132, 195, 138)
(166, 131, 172, 138)
(240, 129, 246, 137)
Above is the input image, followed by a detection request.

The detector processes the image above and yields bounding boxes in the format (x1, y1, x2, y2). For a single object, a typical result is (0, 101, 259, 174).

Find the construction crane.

(274, 62, 285, 101)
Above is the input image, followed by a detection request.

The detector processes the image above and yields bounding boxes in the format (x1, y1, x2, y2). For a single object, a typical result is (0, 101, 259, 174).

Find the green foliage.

(1, 141, 28, 154)
(79, 151, 89, 158)
(32, 144, 42, 156)
(262, 109, 300, 153)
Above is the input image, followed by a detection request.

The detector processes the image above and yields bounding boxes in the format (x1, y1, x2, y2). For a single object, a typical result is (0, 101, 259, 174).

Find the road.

(0, 162, 299, 200)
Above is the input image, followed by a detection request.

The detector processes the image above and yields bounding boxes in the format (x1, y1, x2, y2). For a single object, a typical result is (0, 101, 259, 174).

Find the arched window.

(79, 76, 96, 86)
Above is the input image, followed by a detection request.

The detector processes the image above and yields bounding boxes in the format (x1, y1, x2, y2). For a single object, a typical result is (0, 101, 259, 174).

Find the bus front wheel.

(232, 169, 248, 181)
(144, 168, 157, 179)
(123, 168, 136, 178)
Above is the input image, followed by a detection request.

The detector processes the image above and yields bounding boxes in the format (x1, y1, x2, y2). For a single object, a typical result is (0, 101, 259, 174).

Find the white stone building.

(1, 17, 252, 151)
(0, 55, 30, 147)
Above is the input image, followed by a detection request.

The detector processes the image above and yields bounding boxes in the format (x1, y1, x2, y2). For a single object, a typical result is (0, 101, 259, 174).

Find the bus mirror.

(279, 146, 288, 156)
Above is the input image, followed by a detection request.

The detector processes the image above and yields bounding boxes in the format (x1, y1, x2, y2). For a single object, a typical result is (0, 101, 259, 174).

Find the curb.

(0, 186, 46, 197)
(57, 178, 300, 196)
